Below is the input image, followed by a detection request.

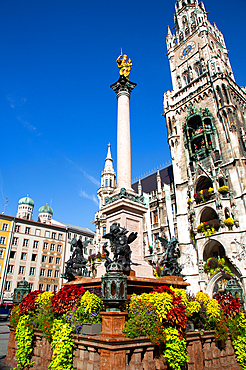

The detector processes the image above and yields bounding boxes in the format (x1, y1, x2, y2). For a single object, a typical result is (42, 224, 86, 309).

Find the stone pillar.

(110, 75, 137, 192)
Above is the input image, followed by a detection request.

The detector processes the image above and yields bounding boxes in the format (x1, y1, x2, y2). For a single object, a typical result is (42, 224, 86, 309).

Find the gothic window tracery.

(222, 84, 230, 104)
(216, 86, 224, 107)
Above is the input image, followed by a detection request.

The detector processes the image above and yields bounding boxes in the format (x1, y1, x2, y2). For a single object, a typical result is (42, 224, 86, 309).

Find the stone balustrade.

(5, 326, 242, 370)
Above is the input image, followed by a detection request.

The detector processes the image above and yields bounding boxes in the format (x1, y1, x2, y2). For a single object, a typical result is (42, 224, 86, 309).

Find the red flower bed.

(152, 285, 187, 337)
(19, 290, 43, 315)
(217, 293, 241, 319)
(51, 284, 85, 314)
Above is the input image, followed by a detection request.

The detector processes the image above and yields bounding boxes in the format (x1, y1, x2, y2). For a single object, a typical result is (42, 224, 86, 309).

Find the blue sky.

(0, 0, 245, 229)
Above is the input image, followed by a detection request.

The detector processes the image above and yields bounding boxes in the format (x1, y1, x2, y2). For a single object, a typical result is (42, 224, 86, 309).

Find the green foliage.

(12, 314, 34, 370)
(10, 306, 20, 330)
(163, 327, 188, 370)
(232, 336, 246, 369)
(48, 319, 73, 370)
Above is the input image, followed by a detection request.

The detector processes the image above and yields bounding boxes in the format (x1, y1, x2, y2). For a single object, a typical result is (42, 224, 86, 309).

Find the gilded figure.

(116, 51, 132, 79)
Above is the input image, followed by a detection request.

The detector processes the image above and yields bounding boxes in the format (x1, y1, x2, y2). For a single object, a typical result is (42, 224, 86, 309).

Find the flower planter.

(81, 323, 102, 336)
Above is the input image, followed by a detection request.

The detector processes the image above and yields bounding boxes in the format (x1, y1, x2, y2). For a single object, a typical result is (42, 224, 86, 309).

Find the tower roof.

(38, 205, 53, 215)
(104, 143, 115, 173)
(18, 196, 34, 207)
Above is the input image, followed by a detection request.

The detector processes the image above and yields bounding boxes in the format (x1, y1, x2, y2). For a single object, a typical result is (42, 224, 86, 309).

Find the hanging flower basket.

(218, 186, 229, 194)
(197, 219, 220, 237)
(204, 257, 233, 276)
(224, 217, 234, 227)
(194, 187, 214, 204)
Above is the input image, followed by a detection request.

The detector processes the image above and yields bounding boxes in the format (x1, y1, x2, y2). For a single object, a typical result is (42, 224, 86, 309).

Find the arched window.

(183, 70, 190, 85)
(179, 32, 184, 41)
(194, 62, 202, 77)
(219, 177, 225, 187)
(105, 179, 108, 187)
(168, 117, 172, 135)
(182, 16, 188, 29)
(196, 176, 213, 193)
(222, 84, 230, 104)
(110, 179, 112, 187)
(225, 208, 230, 219)
(216, 86, 224, 107)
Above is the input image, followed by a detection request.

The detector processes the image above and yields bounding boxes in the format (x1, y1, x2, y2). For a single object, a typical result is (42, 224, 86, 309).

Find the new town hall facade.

(95, 0, 246, 299)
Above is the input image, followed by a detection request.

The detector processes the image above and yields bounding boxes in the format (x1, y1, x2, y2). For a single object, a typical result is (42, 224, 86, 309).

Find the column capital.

(110, 75, 137, 97)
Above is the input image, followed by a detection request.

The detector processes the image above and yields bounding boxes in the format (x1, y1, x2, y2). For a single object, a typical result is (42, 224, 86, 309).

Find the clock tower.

(164, 0, 246, 297)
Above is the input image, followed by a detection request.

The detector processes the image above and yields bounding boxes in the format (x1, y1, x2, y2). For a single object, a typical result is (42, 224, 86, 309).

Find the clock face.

(180, 42, 196, 60)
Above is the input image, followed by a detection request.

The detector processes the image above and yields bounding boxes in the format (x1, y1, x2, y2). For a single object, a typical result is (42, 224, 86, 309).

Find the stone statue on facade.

(102, 223, 137, 275)
(116, 50, 132, 79)
(62, 238, 92, 281)
(157, 236, 182, 276)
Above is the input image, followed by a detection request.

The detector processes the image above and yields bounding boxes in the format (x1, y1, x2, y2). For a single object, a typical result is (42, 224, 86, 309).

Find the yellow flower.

(206, 299, 221, 319)
(186, 301, 201, 317)
(196, 291, 210, 304)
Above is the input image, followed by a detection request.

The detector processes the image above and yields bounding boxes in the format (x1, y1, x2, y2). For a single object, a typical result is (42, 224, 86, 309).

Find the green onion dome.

(18, 196, 34, 207)
(38, 205, 53, 215)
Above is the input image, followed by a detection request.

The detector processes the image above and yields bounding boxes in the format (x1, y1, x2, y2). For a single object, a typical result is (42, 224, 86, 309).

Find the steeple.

(104, 143, 114, 173)
(97, 144, 116, 208)
(165, 0, 234, 93)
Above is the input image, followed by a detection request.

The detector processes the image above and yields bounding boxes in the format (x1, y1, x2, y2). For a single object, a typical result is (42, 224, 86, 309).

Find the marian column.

(96, 52, 153, 278)
(110, 59, 136, 190)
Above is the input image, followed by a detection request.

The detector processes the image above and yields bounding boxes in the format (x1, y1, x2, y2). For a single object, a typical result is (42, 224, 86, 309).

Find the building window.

(5, 281, 11, 291)
(68, 232, 71, 239)
(0, 237, 6, 245)
(33, 240, 39, 249)
(29, 283, 33, 291)
(35, 229, 40, 236)
(58, 234, 62, 241)
(153, 234, 159, 247)
(153, 210, 158, 223)
(0, 248, 4, 259)
(19, 266, 25, 274)
(46, 284, 51, 292)
(103, 227, 106, 236)
(50, 244, 55, 251)
(45, 231, 50, 238)
(12, 237, 18, 245)
(21, 252, 27, 260)
(2, 223, 8, 231)
(7, 265, 13, 273)
(56, 257, 60, 265)
(54, 285, 58, 293)
(29, 267, 35, 275)
(49, 256, 54, 264)
(54, 270, 59, 278)
(43, 242, 48, 250)
(51, 232, 56, 239)
(84, 247, 88, 254)
(23, 239, 29, 247)
(40, 269, 45, 277)
(39, 283, 44, 290)
(15, 225, 20, 233)
(10, 251, 15, 259)
(25, 227, 30, 234)
(31, 254, 37, 262)
(57, 245, 62, 253)
(47, 270, 52, 277)
(42, 255, 47, 263)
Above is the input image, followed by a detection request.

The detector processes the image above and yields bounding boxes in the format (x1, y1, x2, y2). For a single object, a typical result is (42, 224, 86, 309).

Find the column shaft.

(117, 91, 131, 190)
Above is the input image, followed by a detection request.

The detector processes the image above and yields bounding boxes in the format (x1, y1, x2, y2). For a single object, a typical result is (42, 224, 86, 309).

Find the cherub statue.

(62, 238, 92, 281)
(116, 50, 132, 79)
(102, 223, 137, 275)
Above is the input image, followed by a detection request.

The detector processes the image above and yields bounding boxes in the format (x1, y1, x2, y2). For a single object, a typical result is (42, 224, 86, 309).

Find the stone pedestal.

(100, 312, 128, 337)
(97, 197, 153, 278)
